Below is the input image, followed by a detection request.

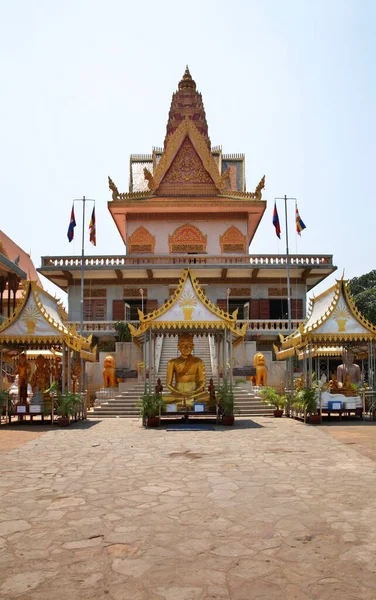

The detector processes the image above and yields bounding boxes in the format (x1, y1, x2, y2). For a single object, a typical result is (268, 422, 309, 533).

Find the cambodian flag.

(67, 205, 76, 242)
(296, 205, 306, 235)
(273, 202, 281, 239)
(89, 207, 96, 246)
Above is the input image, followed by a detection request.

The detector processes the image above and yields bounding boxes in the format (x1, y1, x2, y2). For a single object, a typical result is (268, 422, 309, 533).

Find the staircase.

(88, 335, 274, 418)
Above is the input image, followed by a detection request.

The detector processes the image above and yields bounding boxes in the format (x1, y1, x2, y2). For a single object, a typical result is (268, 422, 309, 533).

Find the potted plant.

(138, 392, 165, 427)
(260, 387, 286, 417)
(302, 388, 321, 424)
(46, 382, 82, 427)
(217, 379, 235, 425)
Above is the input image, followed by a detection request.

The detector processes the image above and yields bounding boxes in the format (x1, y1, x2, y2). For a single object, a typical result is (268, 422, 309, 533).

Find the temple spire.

(164, 66, 210, 149)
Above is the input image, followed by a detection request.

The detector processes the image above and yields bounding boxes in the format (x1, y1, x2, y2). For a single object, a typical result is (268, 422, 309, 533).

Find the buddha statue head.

(177, 333, 194, 359)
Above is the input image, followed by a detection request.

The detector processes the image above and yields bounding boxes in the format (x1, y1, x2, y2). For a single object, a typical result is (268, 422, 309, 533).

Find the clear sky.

(1, 0, 375, 302)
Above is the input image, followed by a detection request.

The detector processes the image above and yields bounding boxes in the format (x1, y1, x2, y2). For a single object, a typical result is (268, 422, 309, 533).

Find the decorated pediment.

(128, 226, 155, 254)
(0, 282, 91, 351)
(129, 269, 246, 340)
(168, 224, 207, 254)
(143, 118, 230, 196)
(220, 226, 247, 254)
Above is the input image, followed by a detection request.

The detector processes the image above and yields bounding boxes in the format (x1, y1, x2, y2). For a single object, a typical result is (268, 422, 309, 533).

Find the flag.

(67, 205, 76, 242)
(295, 205, 306, 235)
(89, 206, 96, 246)
(272, 202, 281, 239)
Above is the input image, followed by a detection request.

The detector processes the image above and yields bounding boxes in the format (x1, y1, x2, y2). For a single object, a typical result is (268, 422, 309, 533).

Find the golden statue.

(31, 354, 50, 395)
(103, 355, 117, 388)
(164, 333, 210, 410)
(342, 373, 356, 397)
(253, 352, 267, 386)
(108, 176, 120, 201)
(71, 359, 82, 394)
(15, 354, 31, 403)
(254, 175, 265, 200)
(329, 372, 339, 393)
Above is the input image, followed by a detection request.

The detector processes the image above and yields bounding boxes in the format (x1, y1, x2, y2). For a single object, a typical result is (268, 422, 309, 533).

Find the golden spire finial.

(178, 65, 196, 91)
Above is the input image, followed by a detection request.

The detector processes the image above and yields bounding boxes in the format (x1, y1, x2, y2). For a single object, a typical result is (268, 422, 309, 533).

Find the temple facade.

(39, 67, 336, 352)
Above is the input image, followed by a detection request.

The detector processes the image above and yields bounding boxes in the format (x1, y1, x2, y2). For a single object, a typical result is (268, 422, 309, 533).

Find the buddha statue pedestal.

(163, 333, 211, 412)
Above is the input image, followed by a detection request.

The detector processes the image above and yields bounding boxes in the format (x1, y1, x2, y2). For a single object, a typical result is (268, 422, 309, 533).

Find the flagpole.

(284, 195, 292, 332)
(80, 196, 86, 336)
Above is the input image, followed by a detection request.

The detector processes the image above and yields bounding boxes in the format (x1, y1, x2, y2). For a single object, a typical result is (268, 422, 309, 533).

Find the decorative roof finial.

(178, 65, 196, 91)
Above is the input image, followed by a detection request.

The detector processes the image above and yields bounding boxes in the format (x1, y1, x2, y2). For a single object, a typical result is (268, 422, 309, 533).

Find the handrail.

(69, 319, 303, 333)
(41, 254, 334, 269)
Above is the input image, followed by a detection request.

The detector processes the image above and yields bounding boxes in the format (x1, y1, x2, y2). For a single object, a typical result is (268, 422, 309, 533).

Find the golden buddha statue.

(329, 372, 339, 393)
(342, 373, 356, 397)
(164, 333, 210, 410)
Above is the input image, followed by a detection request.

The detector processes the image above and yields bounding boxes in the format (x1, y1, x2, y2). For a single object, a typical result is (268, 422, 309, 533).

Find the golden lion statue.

(253, 352, 267, 386)
(103, 355, 117, 388)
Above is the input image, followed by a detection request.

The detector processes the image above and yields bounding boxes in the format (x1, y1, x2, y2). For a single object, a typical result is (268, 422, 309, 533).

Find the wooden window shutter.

(291, 299, 303, 319)
(259, 299, 270, 319)
(250, 299, 260, 319)
(217, 299, 227, 312)
(112, 300, 125, 321)
(146, 299, 158, 314)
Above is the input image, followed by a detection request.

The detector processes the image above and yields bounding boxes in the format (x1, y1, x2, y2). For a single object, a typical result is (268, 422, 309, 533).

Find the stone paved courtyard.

(1, 418, 376, 599)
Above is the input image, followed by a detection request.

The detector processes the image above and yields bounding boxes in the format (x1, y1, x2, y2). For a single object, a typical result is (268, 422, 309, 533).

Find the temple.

(39, 67, 336, 354)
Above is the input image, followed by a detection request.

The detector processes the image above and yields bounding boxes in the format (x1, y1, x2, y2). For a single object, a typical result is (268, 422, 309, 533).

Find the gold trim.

(220, 226, 246, 254)
(168, 224, 207, 254)
(128, 226, 155, 254)
(145, 118, 226, 193)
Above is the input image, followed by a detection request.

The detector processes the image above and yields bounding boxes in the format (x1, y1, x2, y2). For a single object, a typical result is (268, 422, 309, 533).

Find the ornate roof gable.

(143, 118, 230, 195)
(129, 269, 246, 339)
(0, 281, 91, 351)
(280, 278, 376, 350)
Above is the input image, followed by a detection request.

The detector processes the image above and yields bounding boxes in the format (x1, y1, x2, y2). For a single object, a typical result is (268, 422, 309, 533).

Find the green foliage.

(216, 379, 235, 416)
(114, 321, 132, 342)
(45, 382, 82, 418)
(0, 390, 11, 415)
(260, 387, 286, 410)
(348, 270, 376, 326)
(292, 388, 317, 414)
(137, 392, 165, 419)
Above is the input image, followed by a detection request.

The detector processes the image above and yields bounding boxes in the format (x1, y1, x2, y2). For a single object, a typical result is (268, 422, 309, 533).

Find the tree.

(348, 270, 376, 326)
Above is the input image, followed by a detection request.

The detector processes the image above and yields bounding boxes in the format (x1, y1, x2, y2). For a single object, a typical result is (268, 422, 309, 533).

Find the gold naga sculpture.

(254, 175, 265, 200)
(103, 355, 117, 388)
(163, 333, 211, 410)
(253, 352, 267, 386)
(108, 176, 120, 201)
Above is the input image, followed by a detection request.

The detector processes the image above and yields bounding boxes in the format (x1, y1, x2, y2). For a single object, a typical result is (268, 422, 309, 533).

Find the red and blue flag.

(273, 202, 281, 239)
(67, 205, 76, 242)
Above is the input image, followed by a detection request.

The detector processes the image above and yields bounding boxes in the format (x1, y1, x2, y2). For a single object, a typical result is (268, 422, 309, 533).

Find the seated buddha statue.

(329, 372, 340, 393)
(342, 373, 356, 397)
(164, 333, 211, 410)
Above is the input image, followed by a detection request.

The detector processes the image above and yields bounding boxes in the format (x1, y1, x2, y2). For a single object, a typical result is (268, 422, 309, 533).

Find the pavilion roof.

(129, 269, 246, 342)
(275, 278, 376, 359)
(0, 281, 92, 352)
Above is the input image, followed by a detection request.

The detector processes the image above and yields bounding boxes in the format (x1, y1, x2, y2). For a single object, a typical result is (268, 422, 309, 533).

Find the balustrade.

(42, 254, 333, 269)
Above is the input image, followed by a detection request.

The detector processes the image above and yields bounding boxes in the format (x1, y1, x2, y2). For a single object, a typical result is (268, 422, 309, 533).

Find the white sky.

(1, 0, 375, 303)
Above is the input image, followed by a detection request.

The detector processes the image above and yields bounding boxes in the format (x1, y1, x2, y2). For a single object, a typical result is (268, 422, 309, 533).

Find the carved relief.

(128, 226, 155, 254)
(162, 137, 214, 184)
(168, 224, 207, 254)
(83, 289, 106, 298)
(220, 226, 246, 254)
(268, 287, 288, 297)
(228, 288, 251, 297)
(123, 288, 148, 298)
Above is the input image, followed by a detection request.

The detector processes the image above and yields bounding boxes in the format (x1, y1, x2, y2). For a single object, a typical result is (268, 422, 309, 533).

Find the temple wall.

(126, 219, 248, 255)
